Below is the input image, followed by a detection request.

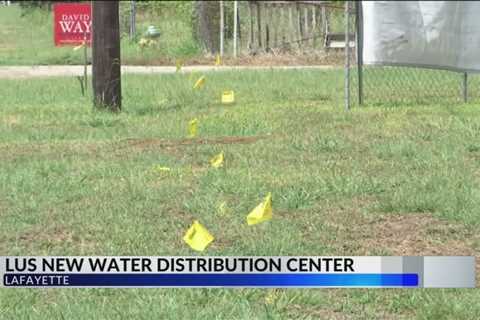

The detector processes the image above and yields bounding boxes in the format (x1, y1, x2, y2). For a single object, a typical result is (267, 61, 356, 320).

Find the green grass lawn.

(0, 69, 479, 319)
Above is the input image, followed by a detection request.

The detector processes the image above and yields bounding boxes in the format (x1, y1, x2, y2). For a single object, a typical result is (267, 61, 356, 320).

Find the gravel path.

(0, 65, 335, 79)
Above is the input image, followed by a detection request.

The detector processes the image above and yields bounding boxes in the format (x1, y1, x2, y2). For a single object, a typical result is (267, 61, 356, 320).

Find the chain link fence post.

(355, 1, 363, 106)
(344, 1, 350, 111)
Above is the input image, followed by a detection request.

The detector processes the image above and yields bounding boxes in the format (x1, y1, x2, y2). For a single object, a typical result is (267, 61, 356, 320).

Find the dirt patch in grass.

(0, 136, 266, 163)
(0, 143, 41, 160)
(322, 197, 478, 257)
(0, 141, 104, 161)
(329, 204, 479, 284)
(285, 303, 408, 320)
(2, 115, 20, 126)
(15, 225, 97, 252)
(120, 136, 269, 154)
(125, 52, 344, 67)
(367, 214, 479, 284)
(349, 213, 478, 258)
(285, 304, 351, 320)
(107, 136, 269, 160)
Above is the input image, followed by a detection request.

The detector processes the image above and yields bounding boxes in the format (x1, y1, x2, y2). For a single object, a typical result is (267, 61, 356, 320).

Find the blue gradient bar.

(4, 273, 418, 287)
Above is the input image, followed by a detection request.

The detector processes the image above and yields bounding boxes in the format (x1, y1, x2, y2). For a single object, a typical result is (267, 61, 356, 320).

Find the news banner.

(1, 256, 475, 288)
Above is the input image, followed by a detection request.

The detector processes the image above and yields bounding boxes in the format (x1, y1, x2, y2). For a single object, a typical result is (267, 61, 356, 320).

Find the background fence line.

(121, 1, 480, 107)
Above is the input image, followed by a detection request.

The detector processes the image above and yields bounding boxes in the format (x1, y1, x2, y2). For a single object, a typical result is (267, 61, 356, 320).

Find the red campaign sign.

(54, 3, 92, 46)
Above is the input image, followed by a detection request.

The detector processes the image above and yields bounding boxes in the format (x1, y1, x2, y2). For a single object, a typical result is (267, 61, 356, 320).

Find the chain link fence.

(120, 1, 480, 108)
(9, 1, 480, 108)
(347, 2, 480, 108)
(352, 67, 475, 106)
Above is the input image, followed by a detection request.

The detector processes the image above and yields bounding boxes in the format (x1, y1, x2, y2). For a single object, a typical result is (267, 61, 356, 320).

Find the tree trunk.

(265, 4, 270, 52)
(194, 1, 220, 54)
(248, 1, 254, 51)
(92, 1, 121, 111)
(256, 1, 262, 49)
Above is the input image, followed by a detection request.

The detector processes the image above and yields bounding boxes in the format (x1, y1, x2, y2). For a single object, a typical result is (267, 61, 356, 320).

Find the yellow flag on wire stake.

(193, 75, 206, 89)
(247, 193, 273, 225)
(183, 220, 214, 251)
(73, 42, 85, 51)
(221, 90, 235, 104)
(210, 152, 224, 168)
(188, 118, 198, 138)
(175, 59, 183, 72)
(217, 201, 229, 216)
(153, 165, 171, 173)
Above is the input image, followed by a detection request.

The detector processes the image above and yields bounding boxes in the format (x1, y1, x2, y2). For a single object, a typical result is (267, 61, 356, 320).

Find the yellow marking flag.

(73, 42, 85, 51)
(183, 220, 214, 252)
(265, 290, 280, 305)
(221, 90, 235, 104)
(215, 54, 221, 66)
(210, 151, 224, 168)
(217, 201, 229, 216)
(138, 38, 149, 47)
(246, 193, 273, 225)
(153, 165, 171, 172)
(175, 59, 183, 72)
(188, 118, 198, 138)
(193, 75, 206, 89)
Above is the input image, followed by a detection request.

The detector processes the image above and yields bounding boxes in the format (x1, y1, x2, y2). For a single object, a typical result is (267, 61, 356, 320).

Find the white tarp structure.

(362, 1, 480, 72)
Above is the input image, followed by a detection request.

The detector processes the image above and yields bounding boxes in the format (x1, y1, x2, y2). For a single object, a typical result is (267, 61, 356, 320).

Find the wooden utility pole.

(92, 1, 122, 111)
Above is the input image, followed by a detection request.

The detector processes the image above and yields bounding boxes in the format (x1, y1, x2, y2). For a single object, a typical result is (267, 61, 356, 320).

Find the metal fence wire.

(348, 1, 480, 107)
(118, 1, 480, 108)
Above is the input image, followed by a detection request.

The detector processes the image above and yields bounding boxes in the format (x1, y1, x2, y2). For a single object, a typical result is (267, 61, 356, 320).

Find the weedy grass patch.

(0, 69, 479, 319)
